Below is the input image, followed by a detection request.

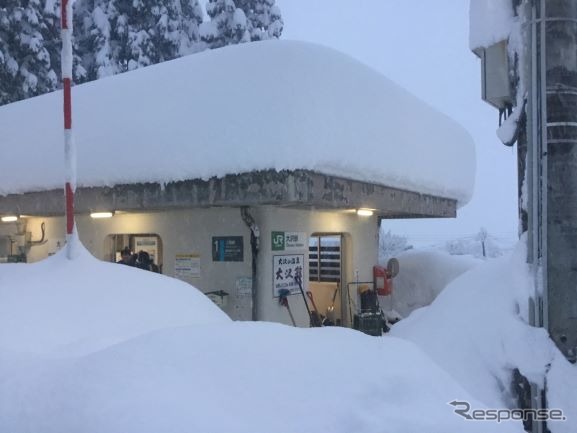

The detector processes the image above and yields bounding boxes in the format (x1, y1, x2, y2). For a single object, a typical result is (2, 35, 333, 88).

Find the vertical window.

(309, 234, 341, 282)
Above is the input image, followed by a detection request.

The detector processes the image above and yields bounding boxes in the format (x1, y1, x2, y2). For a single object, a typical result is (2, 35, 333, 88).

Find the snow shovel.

(306, 290, 324, 327)
(294, 276, 322, 327)
(324, 286, 339, 326)
(278, 288, 296, 327)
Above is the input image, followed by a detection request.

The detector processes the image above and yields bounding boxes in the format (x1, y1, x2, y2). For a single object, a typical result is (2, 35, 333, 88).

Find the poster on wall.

(235, 277, 253, 296)
(232, 277, 253, 321)
(272, 254, 305, 297)
(134, 236, 158, 263)
(175, 253, 201, 278)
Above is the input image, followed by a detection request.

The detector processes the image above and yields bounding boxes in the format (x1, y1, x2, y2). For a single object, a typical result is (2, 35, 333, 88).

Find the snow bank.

(469, 0, 515, 50)
(383, 250, 481, 318)
(0, 245, 228, 356)
(0, 323, 522, 433)
(0, 40, 475, 205)
(3, 237, 574, 432)
(390, 241, 563, 412)
(0, 243, 526, 433)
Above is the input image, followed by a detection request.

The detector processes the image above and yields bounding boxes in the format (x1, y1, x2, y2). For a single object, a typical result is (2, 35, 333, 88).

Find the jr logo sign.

(271, 232, 285, 251)
(271, 231, 307, 252)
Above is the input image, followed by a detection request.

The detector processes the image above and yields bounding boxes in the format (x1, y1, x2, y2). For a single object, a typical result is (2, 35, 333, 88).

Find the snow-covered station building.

(0, 41, 475, 327)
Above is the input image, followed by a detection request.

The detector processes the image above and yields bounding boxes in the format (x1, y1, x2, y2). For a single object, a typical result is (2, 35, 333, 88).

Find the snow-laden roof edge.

(0, 40, 476, 206)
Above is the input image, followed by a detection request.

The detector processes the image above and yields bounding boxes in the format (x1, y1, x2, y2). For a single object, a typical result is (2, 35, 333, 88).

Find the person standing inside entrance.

(117, 247, 136, 266)
(135, 250, 160, 273)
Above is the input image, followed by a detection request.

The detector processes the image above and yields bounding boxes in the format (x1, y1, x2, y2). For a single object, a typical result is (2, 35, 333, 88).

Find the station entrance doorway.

(105, 233, 163, 273)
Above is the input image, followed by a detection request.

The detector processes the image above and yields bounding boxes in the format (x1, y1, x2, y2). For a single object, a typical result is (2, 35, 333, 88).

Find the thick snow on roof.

(469, 0, 514, 50)
(0, 40, 475, 205)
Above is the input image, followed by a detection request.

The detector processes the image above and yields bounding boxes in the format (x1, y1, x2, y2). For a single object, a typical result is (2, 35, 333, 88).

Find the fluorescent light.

(356, 209, 374, 217)
(90, 212, 114, 219)
(1, 215, 18, 222)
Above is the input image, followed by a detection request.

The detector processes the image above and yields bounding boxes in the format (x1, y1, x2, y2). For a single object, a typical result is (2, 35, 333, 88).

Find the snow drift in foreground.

(391, 240, 577, 433)
(0, 245, 519, 433)
(0, 40, 476, 205)
(383, 250, 481, 318)
(1, 324, 518, 433)
(1, 242, 575, 433)
(0, 246, 229, 356)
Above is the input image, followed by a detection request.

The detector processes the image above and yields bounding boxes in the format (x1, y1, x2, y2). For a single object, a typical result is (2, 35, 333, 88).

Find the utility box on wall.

(475, 40, 513, 110)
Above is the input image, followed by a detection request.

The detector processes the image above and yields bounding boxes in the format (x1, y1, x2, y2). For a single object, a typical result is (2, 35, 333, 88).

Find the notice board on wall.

(272, 254, 305, 297)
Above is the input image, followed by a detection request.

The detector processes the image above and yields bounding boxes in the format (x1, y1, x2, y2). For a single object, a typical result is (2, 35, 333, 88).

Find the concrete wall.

(252, 206, 378, 327)
(0, 206, 378, 326)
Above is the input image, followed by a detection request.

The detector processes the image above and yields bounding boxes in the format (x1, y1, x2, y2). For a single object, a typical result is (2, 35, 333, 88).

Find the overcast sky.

(275, 0, 519, 247)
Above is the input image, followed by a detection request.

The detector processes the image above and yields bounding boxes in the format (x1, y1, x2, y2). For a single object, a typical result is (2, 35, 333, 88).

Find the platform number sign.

(273, 254, 305, 297)
(212, 236, 243, 262)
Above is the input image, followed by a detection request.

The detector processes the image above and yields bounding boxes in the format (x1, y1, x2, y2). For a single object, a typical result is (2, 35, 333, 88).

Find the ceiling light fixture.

(356, 209, 374, 217)
(1, 215, 18, 223)
(90, 211, 114, 219)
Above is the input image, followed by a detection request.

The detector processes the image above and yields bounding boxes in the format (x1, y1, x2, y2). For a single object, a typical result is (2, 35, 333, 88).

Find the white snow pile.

(0, 244, 229, 356)
(497, 99, 524, 145)
(391, 240, 577, 433)
(0, 244, 522, 433)
(2, 240, 575, 433)
(383, 250, 481, 318)
(0, 324, 517, 433)
(0, 40, 475, 205)
(469, 0, 515, 50)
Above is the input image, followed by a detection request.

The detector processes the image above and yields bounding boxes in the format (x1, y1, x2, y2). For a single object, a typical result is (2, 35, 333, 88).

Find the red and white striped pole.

(61, 0, 77, 259)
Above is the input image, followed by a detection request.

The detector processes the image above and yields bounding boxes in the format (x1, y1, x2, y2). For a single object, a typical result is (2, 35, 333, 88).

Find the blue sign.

(212, 236, 244, 262)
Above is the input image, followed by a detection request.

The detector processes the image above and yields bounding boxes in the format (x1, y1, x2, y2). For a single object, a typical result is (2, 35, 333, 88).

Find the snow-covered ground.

(390, 241, 576, 433)
(382, 250, 481, 318)
(1, 240, 575, 433)
(0, 243, 228, 356)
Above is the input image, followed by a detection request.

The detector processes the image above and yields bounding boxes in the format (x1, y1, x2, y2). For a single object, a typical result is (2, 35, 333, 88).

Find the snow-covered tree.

(179, 0, 204, 55)
(0, 5, 20, 104)
(235, 0, 283, 41)
(476, 227, 489, 258)
(1, 0, 282, 104)
(41, 0, 62, 81)
(200, 0, 250, 49)
(105, 0, 178, 72)
(73, 0, 203, 80)
(73, 0, 113, 81)
(379, 230, 412, 263)
(0, 0, 59, 105)
(444, 230, 505, 259)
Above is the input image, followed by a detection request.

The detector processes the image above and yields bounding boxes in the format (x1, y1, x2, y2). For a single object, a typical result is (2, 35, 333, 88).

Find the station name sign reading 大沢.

(271, 232, 307, 252)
